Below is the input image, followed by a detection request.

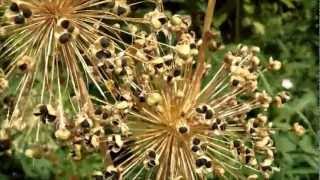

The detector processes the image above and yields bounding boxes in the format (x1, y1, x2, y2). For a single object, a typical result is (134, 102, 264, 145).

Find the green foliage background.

(0, 0, 318, 179)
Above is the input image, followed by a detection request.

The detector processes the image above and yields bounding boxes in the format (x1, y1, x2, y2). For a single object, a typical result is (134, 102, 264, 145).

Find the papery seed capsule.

(55, 128, 71, 140)
(147, 93, 162, 106)
(176, 44, 190, 59)
(171, 15, 182, 26)
(151, 18, 162, 29)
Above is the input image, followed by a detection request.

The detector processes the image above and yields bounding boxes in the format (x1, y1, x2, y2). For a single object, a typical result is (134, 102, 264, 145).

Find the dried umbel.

(0, 0, 162, 155)
(0, 1, 288, 179)
(84, 9, 287, 180)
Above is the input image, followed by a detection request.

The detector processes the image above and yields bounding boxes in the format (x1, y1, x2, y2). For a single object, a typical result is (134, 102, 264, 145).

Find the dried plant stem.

(192, 0, 216, 97)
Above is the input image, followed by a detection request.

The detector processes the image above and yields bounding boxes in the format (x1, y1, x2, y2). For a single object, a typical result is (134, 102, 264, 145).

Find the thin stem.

(191, 0, 217, 98)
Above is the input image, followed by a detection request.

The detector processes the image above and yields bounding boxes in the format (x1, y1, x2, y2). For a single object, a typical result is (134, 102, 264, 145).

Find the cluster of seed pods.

(0, 0, 289, 179)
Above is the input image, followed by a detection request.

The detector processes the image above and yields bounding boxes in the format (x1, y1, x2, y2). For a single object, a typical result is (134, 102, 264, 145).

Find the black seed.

(14, 15, 25, 24)
(250, 128, 255, 133)
(67, 25, 75, 33)
(205, 161, 212, 168)
(119, 69, 126, 76)
(178, 126, 188, 134)
(211, 123, 218, 130)
(158, 17, 167, 24)
(117, 6, 127, 16)
(220, 123, 227, 131)
(216, 118, 221, 124)
(202, 105, 208, 112)
(95, 107, 103, 115)
(205, 110, 213, 119)
(164, 59, 173, 66)
(96, 50, 111, 59)
(0, 139, 11, 152)
(191, 145, 200, 152)
(22, 7, 32, 18)
(100, 37, 110, 48)
(3, 95, 14, 106)
(253, 120, 259, 128)
(81, 120, 90, 128)
(148, 150, 156, 159)
(111, 119, 119, 126)
(46, 114, 56, 123)
(59, 33, 71, 44)
(10, 3, 19, 12)
(233, 140, 241, 148)
(195, 107, 204, 113)
(261, 165, 271, 171)
(155, 63, 163, 69)
(102, 112, 109, 119)
(18, 63, 28, 71)
(167, 75, 173, 83)
(190, 43, 197, 49)
(173, 69, 181, 77)
(104, 170, 114, 178)
(38, 105, 48, 115)
(245, 155, 251, 164)
(195, 158, 206, 167)
(60, 20, 70, 29)
(245, 148, 251, 154)
(108, 64, 114, 70)
(139, 95, 146, 102)
(192, 138, 201, 145)
(232, 79, 240, 86)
